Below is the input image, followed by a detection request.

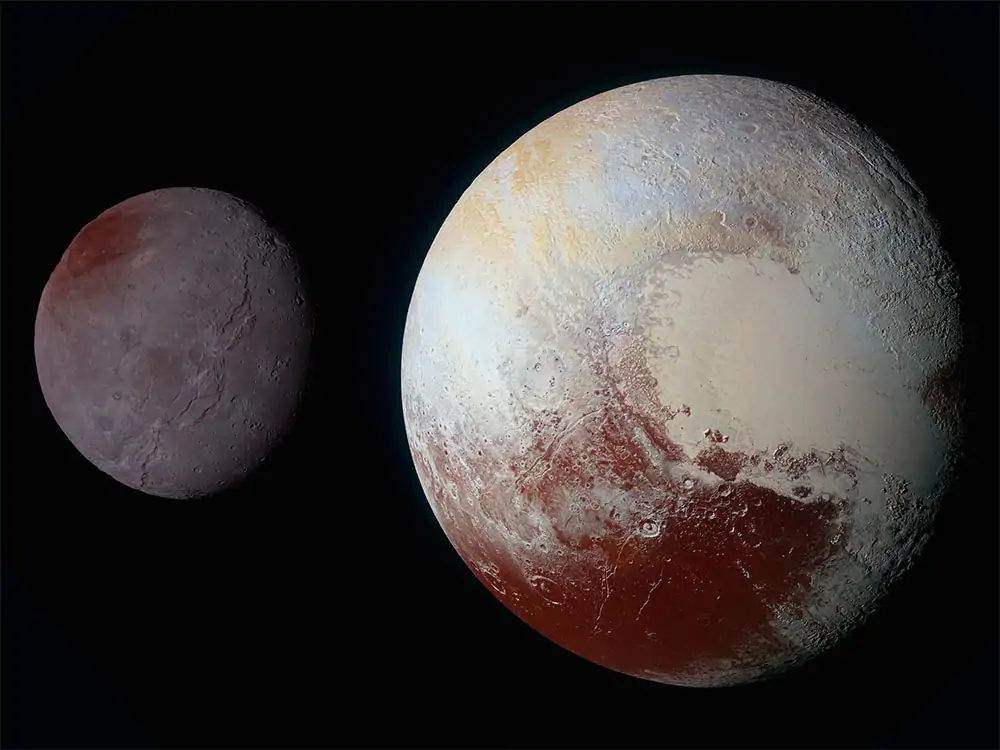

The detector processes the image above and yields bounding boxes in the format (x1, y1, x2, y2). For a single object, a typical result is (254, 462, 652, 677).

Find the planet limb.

(35, 187, 313, 499)
(401, 75, 963, 686)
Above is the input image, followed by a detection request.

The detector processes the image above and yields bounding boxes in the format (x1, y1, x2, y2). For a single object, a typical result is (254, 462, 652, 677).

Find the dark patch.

(756, 217, 782, 244)
(792, 486, 812, 499)
(785, 451, 821, 480)
(919, 358, 964, 429)
(742, 212, 785, 247)
(64, 205, 149, 278)
(824, 446, 860, 479)
(405, 329, 853, 685)
(507, 387, 842, 681)
(695, 444, 746, 482)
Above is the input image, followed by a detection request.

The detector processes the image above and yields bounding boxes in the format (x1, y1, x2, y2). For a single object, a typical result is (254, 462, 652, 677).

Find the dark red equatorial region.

(405, 328, 851, 685)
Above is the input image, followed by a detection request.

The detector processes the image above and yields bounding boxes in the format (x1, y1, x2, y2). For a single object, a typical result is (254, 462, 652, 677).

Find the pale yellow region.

(431, 120, 812, 296)
(450, 129, 603, 264)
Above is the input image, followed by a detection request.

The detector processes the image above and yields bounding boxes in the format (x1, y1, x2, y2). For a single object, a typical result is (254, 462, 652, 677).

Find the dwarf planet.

(401, 75, 963, 686)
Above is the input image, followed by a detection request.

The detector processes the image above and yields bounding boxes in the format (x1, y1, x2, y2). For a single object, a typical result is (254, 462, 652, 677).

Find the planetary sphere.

(401, 76, 963, 686)
(35, 187, 312, 499)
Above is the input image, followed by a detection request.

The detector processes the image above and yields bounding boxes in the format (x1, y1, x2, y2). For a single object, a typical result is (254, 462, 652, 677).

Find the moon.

(35, 187, 313, 500)
(401, 76, 963, 686)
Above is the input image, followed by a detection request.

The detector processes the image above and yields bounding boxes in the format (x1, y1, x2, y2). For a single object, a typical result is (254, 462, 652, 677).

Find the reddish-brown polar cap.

(35, 187, 312, 499)
(42, 191, 162, 310)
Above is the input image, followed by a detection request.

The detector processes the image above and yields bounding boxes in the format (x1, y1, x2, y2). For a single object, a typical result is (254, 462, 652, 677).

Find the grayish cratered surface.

(35, 187, 313, 499)
(401, 76, 963, 686)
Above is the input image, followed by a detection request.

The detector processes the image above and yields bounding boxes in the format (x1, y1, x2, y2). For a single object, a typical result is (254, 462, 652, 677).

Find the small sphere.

(34, 187, 312, 499)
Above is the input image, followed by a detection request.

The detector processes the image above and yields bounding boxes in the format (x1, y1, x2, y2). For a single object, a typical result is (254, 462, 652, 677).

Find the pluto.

(401, 76, 963, 686)
(35, 187, 312, 500)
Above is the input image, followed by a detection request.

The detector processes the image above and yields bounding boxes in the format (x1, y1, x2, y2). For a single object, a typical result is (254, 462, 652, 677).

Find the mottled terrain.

(35, 188, 312, 499)
(401, 76, 962, 686)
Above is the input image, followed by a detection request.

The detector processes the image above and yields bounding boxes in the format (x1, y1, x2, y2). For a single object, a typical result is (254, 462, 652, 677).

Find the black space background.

(2, 3, 998, 749)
